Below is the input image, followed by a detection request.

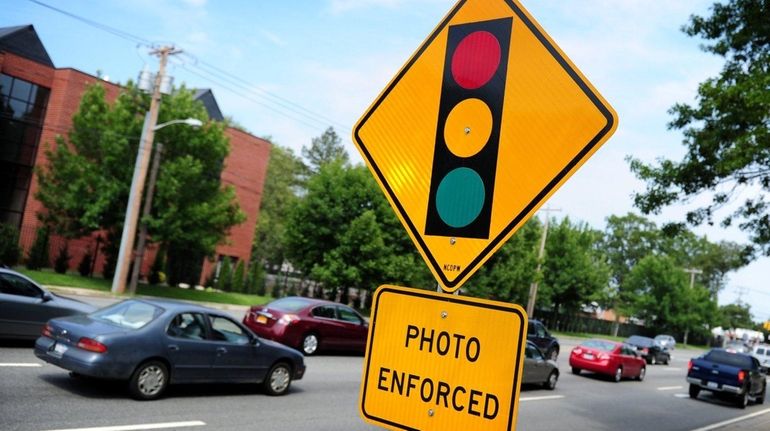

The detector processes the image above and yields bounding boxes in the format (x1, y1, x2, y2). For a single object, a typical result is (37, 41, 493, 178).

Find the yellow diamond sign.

(359, 285, 527, 431)
(353, 0, 618, 292)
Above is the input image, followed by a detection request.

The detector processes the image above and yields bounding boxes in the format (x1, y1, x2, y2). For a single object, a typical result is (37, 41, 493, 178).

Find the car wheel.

(302, 333, 319, 356)
(544, 371, 558, 390)
(264, 362, 292, 396)
(571, 367, 581, 375)
(613, 367, 623, 383)
(128, 360, 168, 401)
(664, 356, 670, 365)
(736, 390, 749, 409)
(689, 384, 700, 399)
(637, 367, 646, 381)
(757, 384, 766, 405)
(547, 348, 559, 361)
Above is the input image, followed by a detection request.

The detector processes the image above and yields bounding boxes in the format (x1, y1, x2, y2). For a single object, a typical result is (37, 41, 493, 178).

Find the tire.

(664, 356, 670, 365)
(613, 366, 623, 383)
(301, 333, 319, 356)
(547, 348, 559, 361)
(571, 367, 581, 375)
(757, 384, 766, 405)
(128, 360, 168, 401)
(689, 384, 700, 399)
(736, 390, 748, 409)
(637, 367, 646, 381)
(264, 362, 292, 396)
(544, 371, 558, 390)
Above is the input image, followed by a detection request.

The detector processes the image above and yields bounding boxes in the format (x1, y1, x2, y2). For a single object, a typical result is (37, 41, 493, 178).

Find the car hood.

(51, 293, 98, 314)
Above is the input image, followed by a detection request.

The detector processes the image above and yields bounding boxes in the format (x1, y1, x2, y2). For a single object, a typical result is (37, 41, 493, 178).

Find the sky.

(2, 0, 768, 321)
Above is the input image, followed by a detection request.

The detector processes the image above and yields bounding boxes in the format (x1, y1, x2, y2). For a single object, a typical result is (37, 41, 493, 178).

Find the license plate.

(583, 353, 594, 360)
(257, 315, 268, 324)
(707, 381, 719, 389)
(48, 343, 68, 357)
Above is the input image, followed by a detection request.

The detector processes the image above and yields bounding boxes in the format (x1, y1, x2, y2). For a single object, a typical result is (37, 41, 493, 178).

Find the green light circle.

(435, 167, 485, 228)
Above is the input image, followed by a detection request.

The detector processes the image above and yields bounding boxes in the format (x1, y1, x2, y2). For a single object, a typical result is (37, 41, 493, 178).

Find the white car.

(654, 334, 676, 350)
(752, 344, 770, 371)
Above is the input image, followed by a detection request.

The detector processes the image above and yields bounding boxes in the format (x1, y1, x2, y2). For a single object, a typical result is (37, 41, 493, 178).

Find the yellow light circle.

(444, 98, 492, 158)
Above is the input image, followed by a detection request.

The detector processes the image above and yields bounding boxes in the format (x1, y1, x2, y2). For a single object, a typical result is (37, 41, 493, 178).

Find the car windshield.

(627, 336, 654, 347)
(268, 297, 313, 312)
(581, 340, 617, 352)
(92, 300, 164, 329)
(705, 350, 753, 368)
(654, 335, 670, 342)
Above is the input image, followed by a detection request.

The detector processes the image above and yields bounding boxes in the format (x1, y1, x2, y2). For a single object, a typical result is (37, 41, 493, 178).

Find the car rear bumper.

(686, 377, 742, 394)
(569, 356, 613, 375)
(34, 336, 128, 379)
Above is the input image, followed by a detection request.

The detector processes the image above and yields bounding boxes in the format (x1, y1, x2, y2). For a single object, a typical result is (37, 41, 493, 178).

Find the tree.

(0, 223, 20, 267)
(538, 218, 610, 314)
(215, 258, 232, 292)
(36, 83, 244, 284)
(26, 226, 50, 270)
(232, 260, 246, 293)
(252, 145, 307, 271)
(718, 303, 755, 329)
(301, 127, 348, 174)
(628, 0, 770, 256)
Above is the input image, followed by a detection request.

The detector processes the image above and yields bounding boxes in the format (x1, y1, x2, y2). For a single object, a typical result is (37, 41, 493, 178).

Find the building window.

(0, 73, 49, 227)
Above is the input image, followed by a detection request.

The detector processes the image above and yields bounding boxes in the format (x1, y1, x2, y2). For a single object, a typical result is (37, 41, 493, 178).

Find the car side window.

(209, 315, 250, 345)
(167, 312, 207, 340)
(337, 306, 362, 324)
(536, 323, 546, 338)
(525, 344, 543, 360)
(0, 273, 42, 298)
(312, 306, 336, 319)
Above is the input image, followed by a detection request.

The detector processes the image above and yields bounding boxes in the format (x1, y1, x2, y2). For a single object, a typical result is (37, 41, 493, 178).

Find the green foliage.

(538, 217, 610, 314)
(249, 262, 266, 295)
(35, 83, 244, 283)
(717, 303, 755, 329)
(628, 0, 770, 256)
(0, 223, 20, 267)
(301, 126, 349, 174)
(252, 145, 307, 270)
(54, 243, 71, 274)
(149, 246, 166, 285)
(215, 258, 232, 292)
(232, 260, 246, 293)
(269, 282, 281, 299)
(26, 226, 50, 270)
(77, 249, 92, 277)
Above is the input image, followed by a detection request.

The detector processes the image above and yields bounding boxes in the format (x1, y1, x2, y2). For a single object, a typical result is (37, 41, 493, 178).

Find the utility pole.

(111, 46, 181, 295)
(128, 142, 163, 295)
(526, 207, 561, 317)
(682, 267, 703, 346)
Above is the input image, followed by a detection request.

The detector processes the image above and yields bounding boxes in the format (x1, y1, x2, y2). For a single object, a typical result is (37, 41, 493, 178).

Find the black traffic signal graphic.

(425, 18, 512, 239)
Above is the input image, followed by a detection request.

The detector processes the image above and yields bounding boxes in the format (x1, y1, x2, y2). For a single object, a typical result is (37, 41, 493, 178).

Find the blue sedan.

(35, 298, 306, 400)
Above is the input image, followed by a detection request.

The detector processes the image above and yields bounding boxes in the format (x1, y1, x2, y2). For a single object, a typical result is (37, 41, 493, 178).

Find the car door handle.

(216, 347, 228, 354)
(168, 345, 180, 352)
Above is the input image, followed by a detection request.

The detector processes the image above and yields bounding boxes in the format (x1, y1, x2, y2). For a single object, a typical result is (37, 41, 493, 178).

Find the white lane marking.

(657, 386, 683, 391)
(43, 421, 206, 431)
(0, 363, 42, 367)
(674, 393, 690, 398)
(689, 407, 770, 431)
(520, 395, 565, 402)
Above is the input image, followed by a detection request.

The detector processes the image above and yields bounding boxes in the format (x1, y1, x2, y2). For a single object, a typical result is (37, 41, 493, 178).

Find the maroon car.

(243, 297, 368, 356)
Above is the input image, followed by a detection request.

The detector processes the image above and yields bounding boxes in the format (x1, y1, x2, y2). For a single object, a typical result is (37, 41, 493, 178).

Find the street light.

(111, 116, 202, 295)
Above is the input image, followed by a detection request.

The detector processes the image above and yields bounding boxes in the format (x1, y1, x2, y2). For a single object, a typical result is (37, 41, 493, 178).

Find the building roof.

(0, 25, 54, 67)
(193, 88, 224, 122)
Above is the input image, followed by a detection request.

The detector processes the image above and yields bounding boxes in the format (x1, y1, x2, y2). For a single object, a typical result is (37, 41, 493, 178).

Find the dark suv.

(528, 319, 560, 360)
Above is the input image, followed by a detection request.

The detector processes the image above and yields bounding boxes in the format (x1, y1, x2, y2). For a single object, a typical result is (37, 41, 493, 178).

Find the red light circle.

(451, 31, 501, 90)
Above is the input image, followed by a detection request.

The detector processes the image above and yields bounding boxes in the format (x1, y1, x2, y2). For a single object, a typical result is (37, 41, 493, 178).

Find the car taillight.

(572, 348, 583, 355)
(42, 324, 53, 338)
(278, 314, 300, 325)
(642, 348, 649, 354)
(738, 370, 746, 383)
(77, 337, 107, 353)
(688, 360, 692, 372)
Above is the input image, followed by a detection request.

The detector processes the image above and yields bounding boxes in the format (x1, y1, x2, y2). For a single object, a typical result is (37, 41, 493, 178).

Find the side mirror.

(250, 336, 260, 347)
(42, 292, 53, 302)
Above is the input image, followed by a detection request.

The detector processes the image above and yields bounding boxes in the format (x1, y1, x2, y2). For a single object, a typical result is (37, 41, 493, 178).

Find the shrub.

(26, 226, 50, 270)
(249, 262, 266, 295)
(54, 243, 71, 274)
(149, 247, 166, 285)
(0, 223, 20, 267)
(215, 258, 232, 292)
(269, 282, 281, 299)
(78, 249, 92, 276)
(232, 260, 245, 293)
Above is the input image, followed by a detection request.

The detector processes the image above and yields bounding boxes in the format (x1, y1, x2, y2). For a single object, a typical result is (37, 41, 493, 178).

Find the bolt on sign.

(353, 0, 618, 292)
(359, 285, 527, 431)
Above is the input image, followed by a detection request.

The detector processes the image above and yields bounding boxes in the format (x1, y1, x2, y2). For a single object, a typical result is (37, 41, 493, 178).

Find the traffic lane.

(0, 351, 376, 431)
(517, 355, 767, 431)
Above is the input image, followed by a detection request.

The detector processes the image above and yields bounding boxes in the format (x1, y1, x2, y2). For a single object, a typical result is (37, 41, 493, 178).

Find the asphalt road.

(1, 292, 769, 430)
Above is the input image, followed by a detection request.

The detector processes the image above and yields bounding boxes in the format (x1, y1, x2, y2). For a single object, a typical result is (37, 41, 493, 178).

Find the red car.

(569, 339, 646, 382)
(243, 297, 368, 356)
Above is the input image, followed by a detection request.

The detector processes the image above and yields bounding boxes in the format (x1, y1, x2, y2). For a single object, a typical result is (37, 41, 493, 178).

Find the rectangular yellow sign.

(359, 285, 527, 430)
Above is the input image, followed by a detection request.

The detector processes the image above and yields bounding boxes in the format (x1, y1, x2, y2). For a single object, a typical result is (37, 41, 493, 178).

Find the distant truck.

(687, 348, 767, 408)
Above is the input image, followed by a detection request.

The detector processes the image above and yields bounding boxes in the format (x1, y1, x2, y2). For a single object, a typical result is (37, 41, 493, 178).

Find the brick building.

(0, 25, 270, 284)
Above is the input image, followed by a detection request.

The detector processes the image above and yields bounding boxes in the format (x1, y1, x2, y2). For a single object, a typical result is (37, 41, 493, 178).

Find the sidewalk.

(46, 285, 250, 314)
